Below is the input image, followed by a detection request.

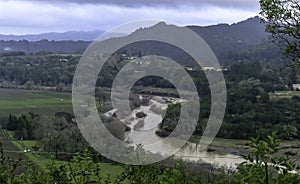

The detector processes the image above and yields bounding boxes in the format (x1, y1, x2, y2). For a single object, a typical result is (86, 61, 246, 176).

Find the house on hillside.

(292, 84, 300, 91)
(185, 66, 194, 71)
(184, 65, 201, 71)
(202, 66, 224, 72)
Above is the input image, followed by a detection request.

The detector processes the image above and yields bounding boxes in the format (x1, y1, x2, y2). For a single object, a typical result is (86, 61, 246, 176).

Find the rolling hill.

(0, 16, 283, 66)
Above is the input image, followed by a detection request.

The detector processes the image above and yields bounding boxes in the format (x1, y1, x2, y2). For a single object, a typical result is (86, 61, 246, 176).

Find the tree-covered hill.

(0, 16, 284, 67)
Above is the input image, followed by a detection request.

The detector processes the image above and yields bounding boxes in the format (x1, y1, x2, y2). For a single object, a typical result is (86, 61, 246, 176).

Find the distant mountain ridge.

(115, 16, 275, 66)
(0, 16, 281, 66)
(189, 16, 269, 44)
(0, 30, 104, 41)
(0, 16, 266, 42)
(186, 16, 271, 63)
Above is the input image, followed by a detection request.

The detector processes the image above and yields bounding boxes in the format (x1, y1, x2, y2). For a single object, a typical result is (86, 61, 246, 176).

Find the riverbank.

(119, 95, 245, 168)
(189, 135, 300, 163)
(103, 94, 300, 168)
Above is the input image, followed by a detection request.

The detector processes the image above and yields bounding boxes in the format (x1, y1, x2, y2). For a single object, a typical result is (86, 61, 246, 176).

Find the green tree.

(0, 142, 19, 183)
(7, 114, 18, 131)
(260, 92, 270, 103)
(116, 163, 202, 184)
(260, 0, 300, 65)
(235, 132, 300, 184)
(248, 132, 280, 184)
(0, 141, 107, 184)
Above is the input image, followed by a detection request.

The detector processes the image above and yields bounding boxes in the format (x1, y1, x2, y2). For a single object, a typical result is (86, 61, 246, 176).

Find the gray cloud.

(0, 0, 259, 34)
(30, 0, 259, 10)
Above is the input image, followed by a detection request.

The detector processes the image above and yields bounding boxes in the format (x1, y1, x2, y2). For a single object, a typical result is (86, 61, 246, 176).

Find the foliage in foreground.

(260, 0, 300, 66)
(217, 132, 300, 184)
(1, 133, 300, 184)
(0, 141, 203, 184)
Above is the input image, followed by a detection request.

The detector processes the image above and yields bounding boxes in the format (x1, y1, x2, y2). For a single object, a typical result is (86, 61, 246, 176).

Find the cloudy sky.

(0, 0, 260, 35)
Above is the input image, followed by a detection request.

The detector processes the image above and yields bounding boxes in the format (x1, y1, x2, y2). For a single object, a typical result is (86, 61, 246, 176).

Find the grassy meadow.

(0, 88, 124, 178)
(270, 90, 300, 99)
(0, 129, 124, 178)
(0, 88, 73, 116)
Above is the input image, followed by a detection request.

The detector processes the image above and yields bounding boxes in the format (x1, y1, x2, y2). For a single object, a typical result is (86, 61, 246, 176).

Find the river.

(120, 95, 245, 169)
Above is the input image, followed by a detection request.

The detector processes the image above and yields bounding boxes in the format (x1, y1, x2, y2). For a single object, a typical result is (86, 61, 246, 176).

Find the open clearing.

(11, 140, 124, 178)
(0, 88, 73, 116)
(270, 90, 300, 99)
(0, 130, 124, 178)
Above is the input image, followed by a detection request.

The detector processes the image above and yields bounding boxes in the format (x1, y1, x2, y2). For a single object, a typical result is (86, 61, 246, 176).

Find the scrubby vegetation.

(1, 133, 300, 183)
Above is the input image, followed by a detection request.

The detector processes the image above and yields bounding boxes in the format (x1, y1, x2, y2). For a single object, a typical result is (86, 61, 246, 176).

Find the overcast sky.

(0, 0, 260, 35)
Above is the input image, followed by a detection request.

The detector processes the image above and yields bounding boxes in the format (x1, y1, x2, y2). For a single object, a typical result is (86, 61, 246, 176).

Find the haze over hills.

(0, 16, 266, 42)
(0, 30, 105, 41)
(189, 16, 269, 45)
(187, 16, 270, 58)
(0, 16, 282, 66)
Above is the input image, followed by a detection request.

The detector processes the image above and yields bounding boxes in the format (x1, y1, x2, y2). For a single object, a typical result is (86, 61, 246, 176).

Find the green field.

(270, 90, 300, 99)
(0, 88, 73, 116)
(10, 140, 123, 178)
(0, 88, 124, 178)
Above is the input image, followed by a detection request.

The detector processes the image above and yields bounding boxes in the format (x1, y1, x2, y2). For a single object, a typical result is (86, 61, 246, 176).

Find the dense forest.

(158, 61, 300, 140)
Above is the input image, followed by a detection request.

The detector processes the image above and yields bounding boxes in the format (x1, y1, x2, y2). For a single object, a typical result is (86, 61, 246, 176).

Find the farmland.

(0, 128, 10, 140)
(10, 139, 124, 177)
(0, 128, 124, 178)
(0, 88, 73, 116)
(0, 88, 124, 178)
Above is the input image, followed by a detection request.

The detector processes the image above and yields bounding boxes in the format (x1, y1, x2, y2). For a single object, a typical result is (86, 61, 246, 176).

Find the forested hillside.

(0, 17, 284, 67)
